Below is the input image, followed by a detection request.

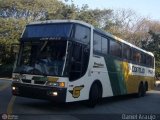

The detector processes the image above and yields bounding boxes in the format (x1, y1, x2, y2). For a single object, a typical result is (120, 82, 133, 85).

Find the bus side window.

(123, 44, 131, 60)
(132, 49, 141, 64)
(146, 55, 154, 68)
(102, 37, 108, 55)
(141, 53, 146, 65)
(93, 33, 101, 53)
(109, 39, 122, 58)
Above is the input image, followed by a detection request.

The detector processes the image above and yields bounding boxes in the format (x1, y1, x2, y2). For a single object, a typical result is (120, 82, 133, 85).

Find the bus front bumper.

(12, 82, 67, 103)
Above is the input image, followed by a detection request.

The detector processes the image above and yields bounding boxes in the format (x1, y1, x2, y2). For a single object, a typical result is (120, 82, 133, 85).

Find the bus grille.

(22, 79, 31, 83)
(21, 79, 46, 85)
(34, 81, 46, 85)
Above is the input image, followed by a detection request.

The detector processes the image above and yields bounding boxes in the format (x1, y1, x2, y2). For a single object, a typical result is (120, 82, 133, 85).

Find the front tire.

(87, 83, 100, 108)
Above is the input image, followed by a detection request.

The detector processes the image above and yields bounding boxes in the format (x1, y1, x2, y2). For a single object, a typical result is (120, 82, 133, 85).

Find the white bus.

(12, 20, 155, 107)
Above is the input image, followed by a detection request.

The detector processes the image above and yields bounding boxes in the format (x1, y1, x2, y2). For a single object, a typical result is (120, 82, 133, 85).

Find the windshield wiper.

(40, 41, 48, 52)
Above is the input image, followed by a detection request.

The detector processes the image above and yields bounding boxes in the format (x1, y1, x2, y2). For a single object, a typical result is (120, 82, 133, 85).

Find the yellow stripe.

(122, 61, 154, 94)
(47, 77, 59, 82)
(7, 96, 16, 114)
(126, 75, 154, 93)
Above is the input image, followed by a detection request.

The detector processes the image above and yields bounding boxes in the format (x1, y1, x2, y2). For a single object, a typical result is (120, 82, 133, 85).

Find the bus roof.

(29, 20, 154, 57)
(29, 19, 93, 28)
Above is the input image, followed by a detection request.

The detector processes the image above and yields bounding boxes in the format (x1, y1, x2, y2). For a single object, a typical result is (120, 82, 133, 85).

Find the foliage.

(0, 63, 13, 77)
(0, 0, 160, 77)
(0, 0, 65, 21)
(0, 18, 27, 64)
(142, 30, 160, 76)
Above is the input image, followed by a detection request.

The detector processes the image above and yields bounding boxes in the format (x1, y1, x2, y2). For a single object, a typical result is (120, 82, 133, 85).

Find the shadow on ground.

(15, 93, 139, 113)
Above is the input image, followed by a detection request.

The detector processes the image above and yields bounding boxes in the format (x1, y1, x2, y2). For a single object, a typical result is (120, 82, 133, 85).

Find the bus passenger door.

(68, 42, 90, 81)
(69, 42, 82, 81)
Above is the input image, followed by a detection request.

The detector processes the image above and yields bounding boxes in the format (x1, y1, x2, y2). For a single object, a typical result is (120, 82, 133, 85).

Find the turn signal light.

(59, 82, 65, 87)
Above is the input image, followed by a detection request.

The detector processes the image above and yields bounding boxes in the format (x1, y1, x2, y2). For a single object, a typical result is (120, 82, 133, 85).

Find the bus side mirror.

(11, 43, 20, 54)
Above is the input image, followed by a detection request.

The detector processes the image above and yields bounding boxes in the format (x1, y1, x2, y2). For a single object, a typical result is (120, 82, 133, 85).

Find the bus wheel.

(87, 83, 100, 108)
(143, 82, 148, 96)
(137, 83, 145, 97)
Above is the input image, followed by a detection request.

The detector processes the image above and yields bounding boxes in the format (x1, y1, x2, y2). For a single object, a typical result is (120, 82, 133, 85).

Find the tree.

(0, 18, 27, 63)
(0, 0, 66, 64)
(0, 0, 66, 21)
(103, 9, 148, 46)
(142, 30, 160, 77)
(47, 3, 78, 20)
(76, 4, 113, 27)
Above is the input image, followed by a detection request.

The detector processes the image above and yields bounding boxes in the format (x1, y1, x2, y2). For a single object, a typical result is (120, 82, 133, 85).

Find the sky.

(64, 0, 160, 21)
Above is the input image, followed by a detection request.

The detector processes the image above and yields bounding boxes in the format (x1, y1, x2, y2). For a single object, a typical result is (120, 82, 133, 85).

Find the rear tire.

(87, 83, 100, 108)
(143, 82, 148, 96)
(144, 82, 148, 95)
(136, 83, 145, 97)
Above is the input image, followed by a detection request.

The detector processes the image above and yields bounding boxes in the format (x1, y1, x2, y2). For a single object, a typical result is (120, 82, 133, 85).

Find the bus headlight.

(52, 92, 58, 96)
(46, 82, 65, 87)
(12, 86, 16, 90)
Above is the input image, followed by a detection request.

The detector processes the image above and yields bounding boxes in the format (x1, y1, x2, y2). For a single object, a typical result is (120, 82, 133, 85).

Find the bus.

(12, 20, 155, 107)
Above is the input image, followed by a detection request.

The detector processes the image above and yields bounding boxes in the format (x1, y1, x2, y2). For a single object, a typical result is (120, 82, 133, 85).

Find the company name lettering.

(132, 66, 145, 74)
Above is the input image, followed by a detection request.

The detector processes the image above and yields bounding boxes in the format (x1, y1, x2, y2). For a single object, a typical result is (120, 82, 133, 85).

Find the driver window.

(74, 24, 90, 44)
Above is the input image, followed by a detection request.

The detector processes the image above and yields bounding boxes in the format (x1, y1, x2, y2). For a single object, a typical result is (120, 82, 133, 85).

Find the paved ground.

(0, 79, 160, 120)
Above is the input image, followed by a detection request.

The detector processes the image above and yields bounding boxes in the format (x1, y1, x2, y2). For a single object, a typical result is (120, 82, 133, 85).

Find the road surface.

(0, 79, 160, 120)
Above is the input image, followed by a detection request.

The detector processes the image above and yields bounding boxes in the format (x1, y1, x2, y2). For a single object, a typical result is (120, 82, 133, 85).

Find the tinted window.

(141, 53, 146, 64)
(109, 39, 122, 57)
(146, 55, 154, 67)
(102, 37, 108, 54)
(151, 57, 154, 68)
(74, 25, 90, 44)
(146, 55, 151, 66)
(23, 24, 72, 38)
(123, 44, 131, 60)
(93, 33, 101, 52)
(132, 49, 141, 63)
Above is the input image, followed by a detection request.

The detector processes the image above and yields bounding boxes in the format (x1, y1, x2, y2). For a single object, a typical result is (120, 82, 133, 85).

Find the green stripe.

(104, 55, 127, 95)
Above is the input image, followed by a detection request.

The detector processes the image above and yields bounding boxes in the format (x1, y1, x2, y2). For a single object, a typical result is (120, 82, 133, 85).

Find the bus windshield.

(14, 41, 67, 76)
(23, 23, 72, 38)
